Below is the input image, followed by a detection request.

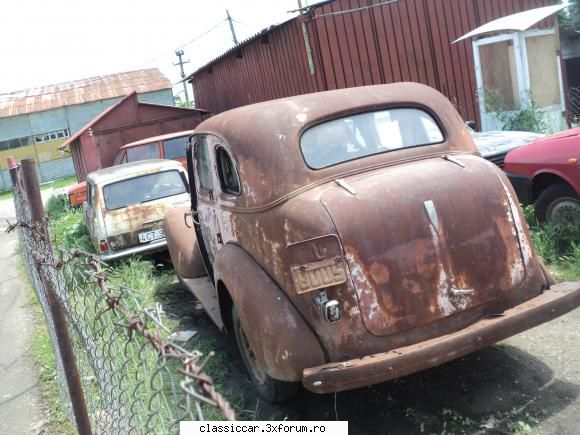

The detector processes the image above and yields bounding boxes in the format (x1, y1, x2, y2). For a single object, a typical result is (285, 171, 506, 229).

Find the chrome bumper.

(100, 239, 168, 261)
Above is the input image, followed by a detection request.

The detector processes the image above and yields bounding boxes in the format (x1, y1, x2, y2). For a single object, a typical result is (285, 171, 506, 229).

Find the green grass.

(523, 205, 580, 281)
(17, 248, 76, 434)
(0, 175, 76, 200)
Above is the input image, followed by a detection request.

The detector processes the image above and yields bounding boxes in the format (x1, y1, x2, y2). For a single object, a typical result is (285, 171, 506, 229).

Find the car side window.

(195, 137, 214, 191)
(163, 137, 187, 160)
(121, 153, 128, 164)
(126, 143, 159, 162)
(216, 147, 241, 195)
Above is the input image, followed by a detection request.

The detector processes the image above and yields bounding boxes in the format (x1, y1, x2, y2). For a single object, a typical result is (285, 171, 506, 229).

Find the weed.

(45, 193, 69, 219)
(49, 209, 93, 252)
(484, 90, 549, 134)
(17, 246, 76, 434)
(523, 205, 580, 280)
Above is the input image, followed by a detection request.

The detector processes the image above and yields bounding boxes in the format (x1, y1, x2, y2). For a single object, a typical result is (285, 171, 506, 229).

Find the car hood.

(471, 131, 544, 158)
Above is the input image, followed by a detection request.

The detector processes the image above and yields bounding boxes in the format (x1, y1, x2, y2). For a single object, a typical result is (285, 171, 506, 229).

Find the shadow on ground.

(161, 282, 579, 434)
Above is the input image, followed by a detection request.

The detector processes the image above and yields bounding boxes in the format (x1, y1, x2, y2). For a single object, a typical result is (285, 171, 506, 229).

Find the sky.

(0, 0, 322, 96)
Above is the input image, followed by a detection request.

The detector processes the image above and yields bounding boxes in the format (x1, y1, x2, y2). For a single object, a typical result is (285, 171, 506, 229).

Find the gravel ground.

(170, 283, 580, 434)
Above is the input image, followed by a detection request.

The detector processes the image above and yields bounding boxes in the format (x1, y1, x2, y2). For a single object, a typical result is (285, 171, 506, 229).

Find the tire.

(232, 305, 299, 402)
(535, 183, 580, 224)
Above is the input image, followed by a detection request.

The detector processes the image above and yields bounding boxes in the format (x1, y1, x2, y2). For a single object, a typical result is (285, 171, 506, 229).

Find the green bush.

(522, 205, 580, 280)
(484, 90, 548, 133)
(45, 194, 69, 220)
(49, 209, 94, 253)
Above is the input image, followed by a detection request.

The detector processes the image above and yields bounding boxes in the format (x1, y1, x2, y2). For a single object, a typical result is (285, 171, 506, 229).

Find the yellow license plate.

(291, 258, 347, 294)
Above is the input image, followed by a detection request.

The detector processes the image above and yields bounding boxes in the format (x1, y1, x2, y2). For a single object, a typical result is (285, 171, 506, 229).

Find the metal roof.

(454, 4, 568, 43)
(120, 130, 195, 149)
(87, 159, 184, 185)
(0, 68, 172, 118)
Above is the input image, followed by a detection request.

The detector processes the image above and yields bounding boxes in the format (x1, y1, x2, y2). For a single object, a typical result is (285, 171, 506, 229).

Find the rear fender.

(214, 244, 326, 382)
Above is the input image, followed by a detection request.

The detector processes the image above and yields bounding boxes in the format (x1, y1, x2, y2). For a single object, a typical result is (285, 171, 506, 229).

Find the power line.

(175, 19, 228, 51)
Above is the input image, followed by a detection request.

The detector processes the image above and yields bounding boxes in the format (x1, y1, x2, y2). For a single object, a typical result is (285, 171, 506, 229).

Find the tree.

(559, 1, 580, 31)
(174, 95, 193, 108)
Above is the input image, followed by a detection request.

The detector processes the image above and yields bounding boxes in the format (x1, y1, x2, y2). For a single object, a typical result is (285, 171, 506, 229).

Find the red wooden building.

(187, 0, 557, 129)
(60, 92, 209, 181)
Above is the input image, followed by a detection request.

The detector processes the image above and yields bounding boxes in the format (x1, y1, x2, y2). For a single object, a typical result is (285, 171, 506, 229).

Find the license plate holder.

(291, 258, 347, 294)
(138, 229, 165, 244)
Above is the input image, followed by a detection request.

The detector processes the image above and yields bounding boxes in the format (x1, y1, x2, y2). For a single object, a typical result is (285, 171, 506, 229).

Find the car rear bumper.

(302, 281, 580, 394)
(100, 239, 167, 261)
(505, 172, 532, 204)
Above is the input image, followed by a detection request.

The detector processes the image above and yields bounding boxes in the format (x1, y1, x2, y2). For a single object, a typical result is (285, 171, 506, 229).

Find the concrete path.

(0, 229, 47, 433)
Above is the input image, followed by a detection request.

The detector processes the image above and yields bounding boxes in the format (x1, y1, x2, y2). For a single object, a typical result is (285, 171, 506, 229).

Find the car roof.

(194, 82, 476, 209)
(120, 130, 195, 149)
(86, 159, 184, 185)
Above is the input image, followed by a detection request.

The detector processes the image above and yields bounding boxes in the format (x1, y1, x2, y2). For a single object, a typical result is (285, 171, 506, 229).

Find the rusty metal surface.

(0, 69, 171, 118)
(188, 0, 554, 126)
(302, 282, 580, 394)
(213, 244, 326, 382)
(195, 82, 477, 209)
(167, 82, 580, 391)
(163, 207, 206, 279)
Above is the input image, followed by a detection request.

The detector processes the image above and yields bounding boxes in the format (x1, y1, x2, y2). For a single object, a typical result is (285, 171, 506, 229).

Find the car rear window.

(103, 170, 187, 210)
(300, 108, 444, 169)
(126, 143, 159, 162)
(163, 136, 188, 160)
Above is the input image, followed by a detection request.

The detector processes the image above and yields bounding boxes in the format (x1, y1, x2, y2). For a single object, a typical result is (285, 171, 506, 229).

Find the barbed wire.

(8, 163, 234, 434)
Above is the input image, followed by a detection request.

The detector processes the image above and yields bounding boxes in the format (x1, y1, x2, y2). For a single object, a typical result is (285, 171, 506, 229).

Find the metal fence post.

(20, 159, 93, 435)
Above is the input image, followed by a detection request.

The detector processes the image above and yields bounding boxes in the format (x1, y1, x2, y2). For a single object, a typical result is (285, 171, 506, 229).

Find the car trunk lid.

(320, 156, 527, 337)
(103, 195, 189, 251)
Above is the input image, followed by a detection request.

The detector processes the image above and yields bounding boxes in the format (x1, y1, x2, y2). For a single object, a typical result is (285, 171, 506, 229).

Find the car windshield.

(126, 143, 159, 162)
(163, 136, 188, 159)
(300, 108, 444, 169)
(103, 170, 186, 210)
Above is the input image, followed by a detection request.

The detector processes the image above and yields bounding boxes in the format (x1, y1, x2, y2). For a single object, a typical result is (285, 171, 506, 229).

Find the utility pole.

(174, 49, 190, 106)
(226, 9, 238, 45)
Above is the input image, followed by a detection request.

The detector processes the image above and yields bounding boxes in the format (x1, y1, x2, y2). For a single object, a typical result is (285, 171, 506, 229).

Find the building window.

(0, 136, 33, 151)
(34, 128, 69, 144)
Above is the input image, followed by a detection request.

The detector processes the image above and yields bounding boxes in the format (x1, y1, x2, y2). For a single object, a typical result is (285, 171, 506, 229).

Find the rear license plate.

(291, 258, 348, 294)
(138, 229, 164, 244)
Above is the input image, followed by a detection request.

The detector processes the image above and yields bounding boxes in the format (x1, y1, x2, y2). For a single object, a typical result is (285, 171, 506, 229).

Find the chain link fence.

(8, 160, 234, 434)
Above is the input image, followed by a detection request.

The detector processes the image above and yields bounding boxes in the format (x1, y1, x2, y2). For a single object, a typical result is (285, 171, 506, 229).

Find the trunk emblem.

(424, 200, 440, 233)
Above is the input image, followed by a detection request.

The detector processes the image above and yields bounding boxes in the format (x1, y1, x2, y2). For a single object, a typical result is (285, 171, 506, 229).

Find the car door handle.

(450, 288, 474, 296)
(142, 218, 164, 225)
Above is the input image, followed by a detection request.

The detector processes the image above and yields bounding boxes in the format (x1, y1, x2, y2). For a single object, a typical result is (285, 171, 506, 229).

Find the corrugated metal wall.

(191, 0, 554, 124)
(0, 157, 75, 192)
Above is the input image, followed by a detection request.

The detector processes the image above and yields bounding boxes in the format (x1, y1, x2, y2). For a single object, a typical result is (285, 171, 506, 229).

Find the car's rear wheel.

(535, 183, 580, 224)
(232, 305, 298, 402)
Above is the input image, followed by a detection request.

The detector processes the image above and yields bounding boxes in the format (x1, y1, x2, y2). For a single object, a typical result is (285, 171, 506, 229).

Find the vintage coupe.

(163, 83, 580, 402)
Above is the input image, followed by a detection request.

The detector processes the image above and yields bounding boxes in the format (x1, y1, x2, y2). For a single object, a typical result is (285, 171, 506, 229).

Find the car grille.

(485, 152, 507, 169)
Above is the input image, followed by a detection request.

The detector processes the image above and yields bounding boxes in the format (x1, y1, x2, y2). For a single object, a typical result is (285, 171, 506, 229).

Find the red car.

(504, 128, 580, 223)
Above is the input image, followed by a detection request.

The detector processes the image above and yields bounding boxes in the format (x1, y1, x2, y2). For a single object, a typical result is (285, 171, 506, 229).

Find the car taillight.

(99, 240, 109, 253)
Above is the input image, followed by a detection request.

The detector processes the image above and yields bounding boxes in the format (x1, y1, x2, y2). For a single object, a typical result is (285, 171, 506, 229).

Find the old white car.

(84, 159, 190, 261)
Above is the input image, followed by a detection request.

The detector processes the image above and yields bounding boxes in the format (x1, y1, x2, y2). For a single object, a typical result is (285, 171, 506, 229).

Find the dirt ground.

(166, 283, 580, 434)
(0, 230, 47, 434)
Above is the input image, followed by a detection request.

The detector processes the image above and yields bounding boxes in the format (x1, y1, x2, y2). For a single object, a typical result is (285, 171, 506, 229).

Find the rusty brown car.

(163, 83, 580, 402)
